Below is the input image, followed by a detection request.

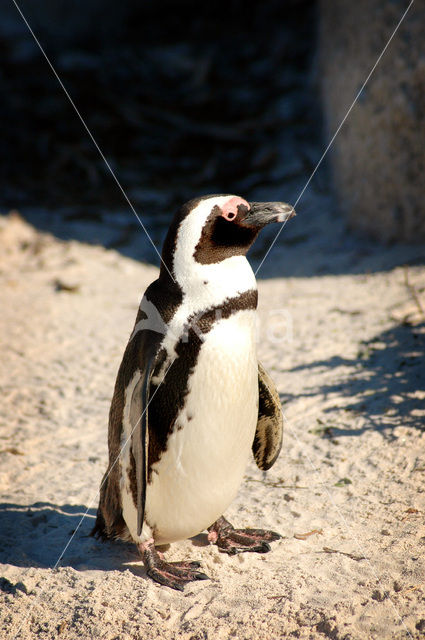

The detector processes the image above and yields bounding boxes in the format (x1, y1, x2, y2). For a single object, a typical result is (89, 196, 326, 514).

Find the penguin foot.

(138, 539, 209, 591)
(208, 516, 281, 555)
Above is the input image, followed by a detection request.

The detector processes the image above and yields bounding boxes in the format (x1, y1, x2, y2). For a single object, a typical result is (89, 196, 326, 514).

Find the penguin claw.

(208, 516, 281, 555)
(147, 565, 209, 591)
(194, 572, 210, 581)
(240, 528, 281, 542)
(225, 540, 272, 555)
(147, 569, 185, 591)
(139, 540, 209, 591)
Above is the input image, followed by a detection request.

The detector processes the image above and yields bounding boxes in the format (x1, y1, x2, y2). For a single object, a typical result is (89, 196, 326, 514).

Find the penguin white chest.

(144, 309, 259, 544)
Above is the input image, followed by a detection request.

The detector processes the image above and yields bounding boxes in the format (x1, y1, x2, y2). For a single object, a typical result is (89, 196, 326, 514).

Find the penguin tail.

(91, 508, 108, 541)
(92, 470, 129, 542)
(91, 505, 129, 542)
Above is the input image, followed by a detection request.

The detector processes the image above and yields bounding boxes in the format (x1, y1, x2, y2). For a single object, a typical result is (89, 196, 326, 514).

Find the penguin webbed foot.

(208, 516, 280, 555)
(138, 540, 209, 591)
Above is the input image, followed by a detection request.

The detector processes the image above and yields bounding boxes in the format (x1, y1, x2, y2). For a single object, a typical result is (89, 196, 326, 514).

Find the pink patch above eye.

(221, 196, 249, 221)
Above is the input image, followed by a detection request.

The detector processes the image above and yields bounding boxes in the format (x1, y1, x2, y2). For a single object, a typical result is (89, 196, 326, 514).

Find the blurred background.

(1, 0, 424, 275)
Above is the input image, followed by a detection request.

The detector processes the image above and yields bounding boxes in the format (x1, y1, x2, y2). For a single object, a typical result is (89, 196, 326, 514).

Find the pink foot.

(138, 539, 209, 591)
(208, 516, 281, 555)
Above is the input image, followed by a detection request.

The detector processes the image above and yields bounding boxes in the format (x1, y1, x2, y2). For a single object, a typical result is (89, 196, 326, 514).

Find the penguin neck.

(174, 254, 257, 312)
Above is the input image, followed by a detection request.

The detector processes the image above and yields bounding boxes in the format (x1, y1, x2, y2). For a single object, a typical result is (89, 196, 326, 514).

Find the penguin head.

(161, 195, 295, 283)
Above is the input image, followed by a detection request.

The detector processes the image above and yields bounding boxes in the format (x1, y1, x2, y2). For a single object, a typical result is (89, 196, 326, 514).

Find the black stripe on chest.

(146, 288, 258, 479)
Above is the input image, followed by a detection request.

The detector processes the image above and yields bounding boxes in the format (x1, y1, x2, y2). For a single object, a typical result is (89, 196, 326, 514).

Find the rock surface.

(320, 0, 425, 242)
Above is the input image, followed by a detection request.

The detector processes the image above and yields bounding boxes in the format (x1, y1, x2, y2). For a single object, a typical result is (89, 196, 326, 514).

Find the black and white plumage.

(93, 194, 295, 589)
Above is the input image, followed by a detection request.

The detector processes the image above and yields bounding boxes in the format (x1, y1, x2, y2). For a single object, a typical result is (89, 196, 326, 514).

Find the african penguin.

(92, 195, 295, 590)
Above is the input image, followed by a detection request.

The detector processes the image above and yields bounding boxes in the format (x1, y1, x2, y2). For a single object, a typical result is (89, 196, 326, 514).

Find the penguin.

(92, 194, 295, 590)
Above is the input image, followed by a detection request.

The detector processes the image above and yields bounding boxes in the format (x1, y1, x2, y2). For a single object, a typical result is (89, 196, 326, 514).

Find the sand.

(0, 212, 424, 639)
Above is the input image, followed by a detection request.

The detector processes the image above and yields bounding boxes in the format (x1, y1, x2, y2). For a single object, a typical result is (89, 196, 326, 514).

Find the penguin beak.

(241, 202, 296, 228)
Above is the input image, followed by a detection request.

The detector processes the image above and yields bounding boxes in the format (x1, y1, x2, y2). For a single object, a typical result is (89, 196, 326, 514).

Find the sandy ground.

(0, 212, 424, 640)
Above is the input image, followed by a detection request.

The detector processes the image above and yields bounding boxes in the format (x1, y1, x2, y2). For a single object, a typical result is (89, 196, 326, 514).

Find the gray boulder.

(320, 0, 425, 242)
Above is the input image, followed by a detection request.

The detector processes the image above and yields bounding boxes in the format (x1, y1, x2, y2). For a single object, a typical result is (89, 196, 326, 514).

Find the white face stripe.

(173, 195, 232, 284)
(172, 195, 256, 301)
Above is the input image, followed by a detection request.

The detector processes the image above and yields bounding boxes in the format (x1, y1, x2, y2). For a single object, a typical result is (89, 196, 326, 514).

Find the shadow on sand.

(0, 501, 210, 583)
(281, 322, 425, 438)
(0, 502, 140, 576)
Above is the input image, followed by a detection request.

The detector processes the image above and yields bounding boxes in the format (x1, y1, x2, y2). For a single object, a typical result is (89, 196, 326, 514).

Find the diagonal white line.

(11, 0, 175, 283)
(255, 0, 415, 278)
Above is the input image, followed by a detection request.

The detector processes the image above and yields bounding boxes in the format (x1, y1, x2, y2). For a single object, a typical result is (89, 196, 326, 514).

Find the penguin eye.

(222, 210, 236, 221)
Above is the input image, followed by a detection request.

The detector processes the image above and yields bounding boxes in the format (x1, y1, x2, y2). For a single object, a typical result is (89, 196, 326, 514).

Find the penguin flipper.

(130, 352, 156, 538)
(252, 362, 283, 471)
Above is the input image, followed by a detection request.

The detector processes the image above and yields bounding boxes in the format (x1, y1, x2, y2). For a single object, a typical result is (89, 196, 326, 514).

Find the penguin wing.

(252, 362, 283, 471)
(128, 328, 163, 538)
(94, 326, 161, 542)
